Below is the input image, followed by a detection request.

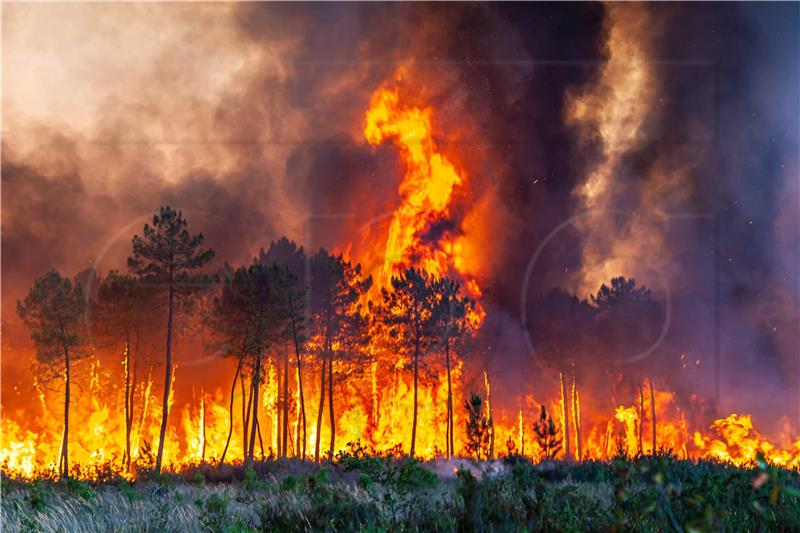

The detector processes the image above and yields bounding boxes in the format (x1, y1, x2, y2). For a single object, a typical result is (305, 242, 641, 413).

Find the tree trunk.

(649, 377, 657, 454)
(410, 335, 419, 458)
(638, 380, 645, 455)
(123, 333, 132, 470)
(560, 371, 571, 460)
(282, 344, 290, 458)
(314, 352, 326, 463)
(257, 418, 265, 460)
(241, 372, 250, 460)
(290, 308, 306, 459)
(327, 345, 335, 461)
(200, 387, 206, 463)
(128, 332, 139, 470)
(155, 283, 174, 473)
(445, 340, 454, 459)
(220, 352, 244, 465)
(246, 353, 262, 466)
(572, 374, 582, 460)
(61, 346, 71, 480)
(275, 355, 282, 458)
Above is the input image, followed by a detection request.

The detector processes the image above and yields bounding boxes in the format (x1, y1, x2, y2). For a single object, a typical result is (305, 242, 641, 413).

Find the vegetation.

(3, 455, 799, 532)
(16, 270, 89, 479)
(127, 206, 215, 472)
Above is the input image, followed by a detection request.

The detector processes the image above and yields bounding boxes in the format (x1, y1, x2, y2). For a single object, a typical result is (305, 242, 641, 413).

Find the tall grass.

(3, 454, 799, 532)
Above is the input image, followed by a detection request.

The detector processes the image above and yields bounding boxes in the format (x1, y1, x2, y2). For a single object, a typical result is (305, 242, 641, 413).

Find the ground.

(2, 453, 799, 532)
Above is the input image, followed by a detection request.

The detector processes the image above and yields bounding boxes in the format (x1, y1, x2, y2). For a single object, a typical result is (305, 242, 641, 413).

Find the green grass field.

(3, 453, 799, 532)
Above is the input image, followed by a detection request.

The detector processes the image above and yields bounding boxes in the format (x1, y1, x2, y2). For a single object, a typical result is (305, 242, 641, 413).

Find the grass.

(2, 452, 799, 532)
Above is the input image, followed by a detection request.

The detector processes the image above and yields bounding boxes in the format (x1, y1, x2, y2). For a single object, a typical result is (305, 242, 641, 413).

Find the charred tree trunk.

(560, 370, 571, 460)
(572, 374, 582, 460)
(155, 279, 174, 473)
(314, 348, 326, 463)
(61, 345, 71, 480)
(241, 372, 250, 461)
(289, 305, 306, 459)
(649, 377, 657, 453)
(282, 345, 290, 459)
(246, 353, 262, 466)
(327, 345, 335, 461)
(127, 334, 139, 470)
(256, 418, 265, 460)
(275, 356, 282, 458)
(220, 349, 244, 465)
(200, 387, 206, 463)
(123, 332, 132, 470)
(410, 332, 420, 458)
(445, 340, 454, 459)
(638, 380, 645, 455)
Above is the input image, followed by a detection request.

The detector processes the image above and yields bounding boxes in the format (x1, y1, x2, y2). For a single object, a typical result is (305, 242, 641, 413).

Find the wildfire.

(363, 71, 484, 325)
(1, 69, 799, 480)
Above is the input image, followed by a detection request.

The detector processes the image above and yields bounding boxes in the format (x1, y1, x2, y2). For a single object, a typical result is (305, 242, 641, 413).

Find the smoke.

(2, 4, 798, 431)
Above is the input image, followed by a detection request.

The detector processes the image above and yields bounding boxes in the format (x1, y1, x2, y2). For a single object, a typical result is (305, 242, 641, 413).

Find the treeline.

(17, 207, 477, 479)
(17, 206, 664, 479)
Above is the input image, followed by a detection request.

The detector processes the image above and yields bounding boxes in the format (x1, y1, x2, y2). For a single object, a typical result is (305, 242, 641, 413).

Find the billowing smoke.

(2, 3, 798, 434)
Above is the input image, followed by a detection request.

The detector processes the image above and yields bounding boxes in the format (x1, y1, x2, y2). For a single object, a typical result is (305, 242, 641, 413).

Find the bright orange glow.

(1, 71, 798, 479)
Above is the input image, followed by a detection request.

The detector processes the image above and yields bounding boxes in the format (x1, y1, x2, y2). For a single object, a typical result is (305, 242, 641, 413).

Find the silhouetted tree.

(17, 270, 89, 479)
(209, 266, 253, 463)
(434, 278, 475, 458)
(533, 404, 562, 460)
(528, 288, 595, 460)
(378, 267, 442, 458)
(95, 271, 154, 470)
(463, 393, 492, 460)
(309, 249, 371, 461)
(127, 206, 214, 472)
(592, 277, 662, 453)
(261, 238, 308, 459)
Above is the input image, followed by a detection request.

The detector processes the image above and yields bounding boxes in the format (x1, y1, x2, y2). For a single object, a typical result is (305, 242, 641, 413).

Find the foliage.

(533, 404, 562, 460)
(463, 393, 493, 461)
(16, 269, 88, 374)
(2, 456, 800, 532)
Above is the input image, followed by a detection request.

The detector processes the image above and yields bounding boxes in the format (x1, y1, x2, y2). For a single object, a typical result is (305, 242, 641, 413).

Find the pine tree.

(463, 393, 492, 460)
(435, 278, 475, 458)
(127, 206, 214, 472)
(378, 267, 440, 458)
(533, 404, 562, 460)
(95, 271, 154, 470)
(17, 270, 89, 479)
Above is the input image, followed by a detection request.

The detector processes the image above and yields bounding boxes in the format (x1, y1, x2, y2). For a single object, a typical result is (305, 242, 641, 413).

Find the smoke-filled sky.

(3, 3, 798, 427)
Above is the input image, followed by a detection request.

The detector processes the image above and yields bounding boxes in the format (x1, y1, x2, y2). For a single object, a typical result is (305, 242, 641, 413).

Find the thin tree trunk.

(572, 374, 582, 460)
(200, 387, 206, 463)
(445, 340, 454, 458)
(560, 370, 571, 461)
(275, 356, 282, 458)
(257, 418, 266, 460)
(220, 350, 244, 465)
(327, 345, 335, 461)
(123, 332, 132, 469)
(127, 333, 138, 470)
(559, 370, 572, 461)
(649, 377, 657, 454)
(638, 380, 645, 455)
(241, 372, 250, 460)
(290, 307, 306, 459)
(246, 353, 262, 466)
(156, 282, 174, 473)
(282, 345, 290, 458)
(61, 346, 71, 480)
(411, 334, 419, 458)
(314, 352, 326, 463)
